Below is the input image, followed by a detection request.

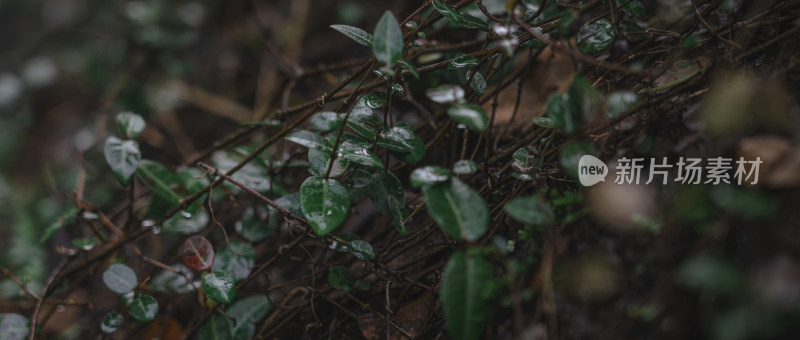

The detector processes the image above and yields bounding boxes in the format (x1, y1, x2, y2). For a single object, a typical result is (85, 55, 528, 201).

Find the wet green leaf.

(361, 93, 386, 109)
(398, 60, 420, 79)
(308, 148, 348, 177)
(532, 116, 555, 128)
(40, 206, 78, 244)
(72, 237, 98, 251)
(330, 24, 374, 47)
(275, 193, 303, 216)
(101, 311, 124, 333)
(369, 171, 406, 222)
(329, 234, 361, 252)
(422, 178, 488, 241)
(104, 136, 141, 186)
(447, 103, 488, 131)
(286, 130, 332, 151)
(151, 264, 197, 294)
(103, 263, 138, 294)
(117, 112, 146, 139)
(459, 13, 489, 32)
(545, 93, 580, 133)
(373, 11, 404, 66)
(0, 313, 29, 340)
(300, 176, 351, 236)
(426, 85, 465, 104)
(343, 105, 382, 141)
(227, 295, 270, 338)
(410, 166, 452, 188)
(212, 241, 255, 282)
(162, 210, 209, 234)
(448, 55, 479, 70)
(328, 266, 356, 291)
(577, 18, 616, 54)
(388, 195, 410, 233)
(129, 294, 159, 322)
(452, 160, 478, 175)
(512, 146, 539, 174)
(344, 168, 374, 203)
(378, 126, 426, 160)
(441, 251, 495, 340)
(236, 205, 280, 242)
(202, 272, 236, 304)
(137, 160, 183, 207)
(432, 0, 463, 24)
(504, 196, 554, 226)
(618, 0, 645, 17)
(349, 239, 376, 260)
(198, 311, 232, 340)
(310, 111, 344, 132)
(467, 71, 487, 96)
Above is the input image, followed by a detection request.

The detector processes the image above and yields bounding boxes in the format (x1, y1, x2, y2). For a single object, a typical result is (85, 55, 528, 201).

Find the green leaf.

(432, 0, 464, 24)
(344, 168, 374, 203)
(329, 233, 361, 252)
(398, 60, 420, 79)
(569, 76, 603, 120)
(104, 136, 141, 186)
(577, 18, 616, 54)
(452, 160, 478, 175)
(300, 176, 351, 236)
(559, 140, 596, 179)
(343, 105, 382, 141)
(410, 166, 452, 188)
(212, 240, 255, 282)
(117, 112, 146, 139)
(532, 116, 555, 128)
(308, 148, 348, 177)
(372, 11, 404, 66)
(512, 146, 540, 174)
(447, 103, 488, 131)
(72, 237, 98, 251)
(426, 85, 465, 104)
(504, 196, 554, 226)
(349, 239, 376, 260)
(101, 311, 124, 333)
(275, 193, 303, 216)
(517, 27, 547, 49)
(182, 235, 215, 271)
(198, 312, 232, 340)
(286, 130, 332, 151)
(328, 266, 356, 291)
(225, 296, 270, 339)
(202, 272, 237, 304)
(441, 251, 495, 340)
(368, 171, 405, 221)
(151, 264, 197, 294)
(422, 178, 489, 241)
(137, 160, 183, 206)
(310, 111, 344, 132)
(0, 313, 30, 340)
(545, 93, 580, 133)
(388, 195, 410, 233)
(103, 263, 138, 294)
(40, 206, 78, 244)
(618, 0, 645, 17)
(361, 92, 386, 109)
(338, 141, 385, 170)
(448, 55, 479, 70)
(129, 294, 159, 322)
(330, 24, 374, 47)
(378, 126, 426, 158)
(236, 206, 280, 242)
(606, 91, 638, 118)
(459, 13, 489, 32)
(467, 71, 487, 96)
(162, 210, 209, 234)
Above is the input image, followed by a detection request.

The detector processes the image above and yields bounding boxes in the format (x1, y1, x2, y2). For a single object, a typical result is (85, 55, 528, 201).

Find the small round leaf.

(129, 294, 159, 322)
(103, 263, 138, 294)
(201, 272, 236, 304)
(101, 311, 124, 333)
(182, 236, 215, 272)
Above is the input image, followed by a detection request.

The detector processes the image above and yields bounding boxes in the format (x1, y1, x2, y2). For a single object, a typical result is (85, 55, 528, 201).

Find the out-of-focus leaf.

(328, 266, 356, 291)
(202, 272, 236, 304)
(104, 136, 141, 186)
(504, 196, 554, 226)
(310, 111, 344, 132)
(211, 240, 255, 282)
(101, 311, 124, 334)
(129, 294, 159, 322)
(452, 160, 478, 175)
(427, 85, 465, 104)
(410, 166, 452, 188)
(577, 18, 616, 54)
(373, 11, 404, 66)
(422, 178, 488, 241)
(117, 112, 146, 139)
(0, 313, 30, 340)
(441, 251, 496, 340)
(447, 103, 488, 131)
(103, 263, 138, 294)
(40, 206, 78, 244)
